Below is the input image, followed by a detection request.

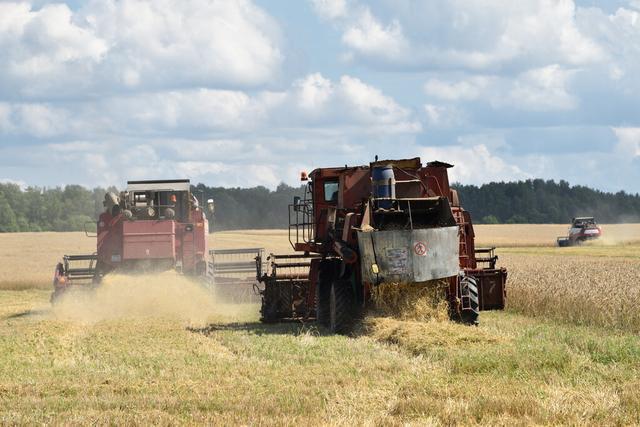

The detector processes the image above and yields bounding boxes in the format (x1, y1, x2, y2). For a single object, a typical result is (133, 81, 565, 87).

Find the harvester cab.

(257, 157, 507, 333)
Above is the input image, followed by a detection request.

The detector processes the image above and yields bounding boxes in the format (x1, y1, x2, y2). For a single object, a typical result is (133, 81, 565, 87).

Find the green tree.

(0, 193, 19, 232)
(481, 215, 500, 224)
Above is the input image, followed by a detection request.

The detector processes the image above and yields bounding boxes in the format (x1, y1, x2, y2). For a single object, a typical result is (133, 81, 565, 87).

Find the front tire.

(316, 261, 335, 327)
(329, 279, 354, 334)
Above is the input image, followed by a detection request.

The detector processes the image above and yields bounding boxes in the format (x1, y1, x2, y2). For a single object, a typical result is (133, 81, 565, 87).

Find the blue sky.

(0, 0, 639, 193)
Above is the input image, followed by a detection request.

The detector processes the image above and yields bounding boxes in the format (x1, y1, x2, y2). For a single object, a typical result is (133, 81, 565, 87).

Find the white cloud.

(292, 73, 334, 113)
(311, 0, 349, 20)
(0, 178, 28, 189)
(424, 104, 465, 128)
(335, 75, 420, 131)
(576, 5, 640, 90)
(424, 77, 491, 101)
(315, 0, 604, 71)
(423, 65, 577, 113)
(613, 127, 640, 157)
(0, 2, 107, 96)
(0, 0, 283, 98)
(37, 139, 307, 188)
(100, 89, 279, 133)
(278, 74, 421, 133)
(420, 143, 530, 184)
(0, 102, 71, 137)
(342, 9, 410, 61)
(2, 1, 640, 194)
(498, 65, 578, 111)
(86, 73, 418, 136)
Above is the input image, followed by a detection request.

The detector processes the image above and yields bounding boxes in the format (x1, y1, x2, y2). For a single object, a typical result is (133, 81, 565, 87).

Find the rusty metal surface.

(357, 226, 460, 284)
(468, 268, 507, 310)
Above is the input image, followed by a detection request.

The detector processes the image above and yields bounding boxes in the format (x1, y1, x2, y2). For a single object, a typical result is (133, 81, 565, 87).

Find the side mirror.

(207, 199, 215, 214)
(293, 196, 301, 212)
(84, 221, 97, 238)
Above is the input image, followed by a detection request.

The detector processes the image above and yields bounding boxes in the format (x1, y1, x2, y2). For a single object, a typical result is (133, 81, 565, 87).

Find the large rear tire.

(329, 279, 354, 334)
(316, 261, 335, 327)
(460, 276, 480, 325)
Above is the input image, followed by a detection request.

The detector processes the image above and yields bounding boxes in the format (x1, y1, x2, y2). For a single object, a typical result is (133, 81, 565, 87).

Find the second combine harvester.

(257, 157, 507, 333)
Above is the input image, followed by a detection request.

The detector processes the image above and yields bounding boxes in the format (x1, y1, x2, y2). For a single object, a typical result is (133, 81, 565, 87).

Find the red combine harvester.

(557, 217, 603, 247)
(52, 179, 261, 301)
(256, 157, 507, 333)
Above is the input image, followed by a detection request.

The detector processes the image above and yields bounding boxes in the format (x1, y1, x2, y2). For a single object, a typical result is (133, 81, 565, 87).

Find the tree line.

(0, 179, 638, 232)
(455, 179, 640, 224)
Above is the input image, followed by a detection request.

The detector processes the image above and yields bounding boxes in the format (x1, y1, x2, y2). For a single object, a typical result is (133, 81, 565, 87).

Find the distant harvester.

(557, 217, 603, 247)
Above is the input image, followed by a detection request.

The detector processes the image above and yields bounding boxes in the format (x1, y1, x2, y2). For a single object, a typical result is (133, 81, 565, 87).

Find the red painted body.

(52, 180, 209, 300)
(95, 209, 208, 276)
(260, 157, 507, 326)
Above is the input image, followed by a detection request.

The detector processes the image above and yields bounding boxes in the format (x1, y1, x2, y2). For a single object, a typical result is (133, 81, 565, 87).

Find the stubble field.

(1, 225, 640, 425)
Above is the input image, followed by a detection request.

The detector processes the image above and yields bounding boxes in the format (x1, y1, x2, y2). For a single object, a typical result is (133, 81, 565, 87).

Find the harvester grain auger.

(52, 179, 263, 302)
(256, 158, 507, 333)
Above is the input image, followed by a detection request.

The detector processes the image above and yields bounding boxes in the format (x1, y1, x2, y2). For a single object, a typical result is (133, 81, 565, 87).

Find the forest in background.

(0, 179, 638, 232)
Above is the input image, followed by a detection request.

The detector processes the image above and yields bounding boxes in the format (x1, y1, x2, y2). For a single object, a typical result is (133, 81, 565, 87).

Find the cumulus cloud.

(314, 0, 604, 71)
(341, 9, 410, 62)
(0, 0, 283, 98)
(0, 73, 420, 138)
(423, 64, 578, 115)
(0, 69, 421, 188)
(424, 77, 491, 101)
(35, 138, 360, 189)
(423, 104, 466, 128)
(613, 127, 640, 158)
(420, 143, 531, 184)
(495, 65, 578, 111)
(576, 5, 640, 91)
(291, 74, 420, 132)
(2, 0, 640, 194)
(311, 0, 349, 20)
(0, 102, 72, 137)
(0, 2, 108, 97)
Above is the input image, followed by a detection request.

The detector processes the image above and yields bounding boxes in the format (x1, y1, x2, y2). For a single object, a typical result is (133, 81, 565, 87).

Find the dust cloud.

(50, 271, 248, 325)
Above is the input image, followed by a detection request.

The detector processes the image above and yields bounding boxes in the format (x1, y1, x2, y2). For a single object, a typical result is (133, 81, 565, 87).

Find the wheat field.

(1, 226, 639, 424)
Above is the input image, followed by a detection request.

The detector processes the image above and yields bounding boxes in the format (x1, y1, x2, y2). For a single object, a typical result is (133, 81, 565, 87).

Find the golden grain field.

(504, 253, 640, 332)
(1, 227, 639, 424)
(474, 223, 640, 247)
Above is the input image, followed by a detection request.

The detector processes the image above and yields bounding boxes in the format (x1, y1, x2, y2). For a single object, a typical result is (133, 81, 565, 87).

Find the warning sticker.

(386, 248, 409, 274)
(414, 242, 428, 256)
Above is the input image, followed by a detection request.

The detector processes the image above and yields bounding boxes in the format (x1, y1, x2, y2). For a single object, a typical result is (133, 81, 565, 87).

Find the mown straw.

(370, 279, 450, 322)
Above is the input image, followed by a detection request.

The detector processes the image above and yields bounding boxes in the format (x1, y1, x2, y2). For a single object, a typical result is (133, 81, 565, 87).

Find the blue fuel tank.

(372, 165, 396, 209)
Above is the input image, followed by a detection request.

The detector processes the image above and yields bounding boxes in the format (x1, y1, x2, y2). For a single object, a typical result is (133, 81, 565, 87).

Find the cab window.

(323, 181, 339, 203)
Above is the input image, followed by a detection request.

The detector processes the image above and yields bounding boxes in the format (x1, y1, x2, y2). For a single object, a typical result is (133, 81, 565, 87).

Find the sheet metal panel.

(357, 226, 459, 284)
(122, 220, 176, 260)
